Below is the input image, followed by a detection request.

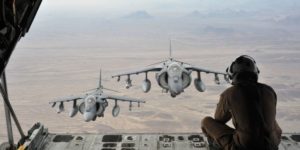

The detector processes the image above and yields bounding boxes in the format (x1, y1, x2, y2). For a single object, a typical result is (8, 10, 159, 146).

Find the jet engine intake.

(156, 72, 168, 89)
(79, 102, 85, 114)
(96, 104, 105, 116)
(182, 72, 192, 89)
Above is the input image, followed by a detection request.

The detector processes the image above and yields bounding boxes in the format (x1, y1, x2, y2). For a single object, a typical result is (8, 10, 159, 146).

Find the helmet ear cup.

(229, 62, 233, 73)
(227, 61, 235, 79)
(226, 67, 232, 79)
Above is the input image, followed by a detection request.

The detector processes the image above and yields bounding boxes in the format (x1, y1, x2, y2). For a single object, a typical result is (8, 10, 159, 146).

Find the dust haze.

(1, 0, 300, 143)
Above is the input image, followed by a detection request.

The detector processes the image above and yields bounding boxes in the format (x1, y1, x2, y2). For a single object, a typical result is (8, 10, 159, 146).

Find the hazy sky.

(42, 0, 300, 17)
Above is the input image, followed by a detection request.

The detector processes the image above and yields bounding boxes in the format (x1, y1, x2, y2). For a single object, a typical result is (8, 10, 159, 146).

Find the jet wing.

(49, 95, 85, 104)
(112, 66, 162, 78)
(102, 94, 145, 104)
(49, 95, 86, 114)
(186, 66, 227, 75)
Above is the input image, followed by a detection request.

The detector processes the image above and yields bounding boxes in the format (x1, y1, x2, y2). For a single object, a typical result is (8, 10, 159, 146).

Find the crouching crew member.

(201, 55, 282, 150)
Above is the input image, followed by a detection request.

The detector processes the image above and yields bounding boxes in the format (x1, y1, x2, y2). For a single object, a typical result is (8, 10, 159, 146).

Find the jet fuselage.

(80, 93, 108, 122)
(156, 60, 192, 97)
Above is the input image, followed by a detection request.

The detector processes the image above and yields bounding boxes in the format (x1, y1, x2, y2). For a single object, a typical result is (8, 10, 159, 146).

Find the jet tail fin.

(99, 69, 119, 93)
(99, 69, 102, 88)
(169, 39, 172, 59)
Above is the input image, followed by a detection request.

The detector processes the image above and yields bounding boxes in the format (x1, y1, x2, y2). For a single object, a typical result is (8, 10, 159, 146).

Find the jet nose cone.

(83, 112, 95, 122)
(172, 85, 183, 94)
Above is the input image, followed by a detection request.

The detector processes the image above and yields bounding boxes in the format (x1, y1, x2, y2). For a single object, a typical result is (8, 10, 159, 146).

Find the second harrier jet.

(50, 70, 145, 122)
(112, 41, 230, 98)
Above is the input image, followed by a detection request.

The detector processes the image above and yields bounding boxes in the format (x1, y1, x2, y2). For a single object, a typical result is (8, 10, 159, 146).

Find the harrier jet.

(49, 70, 145, 122)
(112, 41, 230, 97)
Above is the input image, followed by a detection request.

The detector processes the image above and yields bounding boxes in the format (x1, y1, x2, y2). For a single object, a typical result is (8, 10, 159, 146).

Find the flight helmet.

(226, 55, 260, 80)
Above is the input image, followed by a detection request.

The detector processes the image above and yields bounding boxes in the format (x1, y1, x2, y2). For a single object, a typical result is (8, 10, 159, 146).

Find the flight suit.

(201, 82, 282, 150)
